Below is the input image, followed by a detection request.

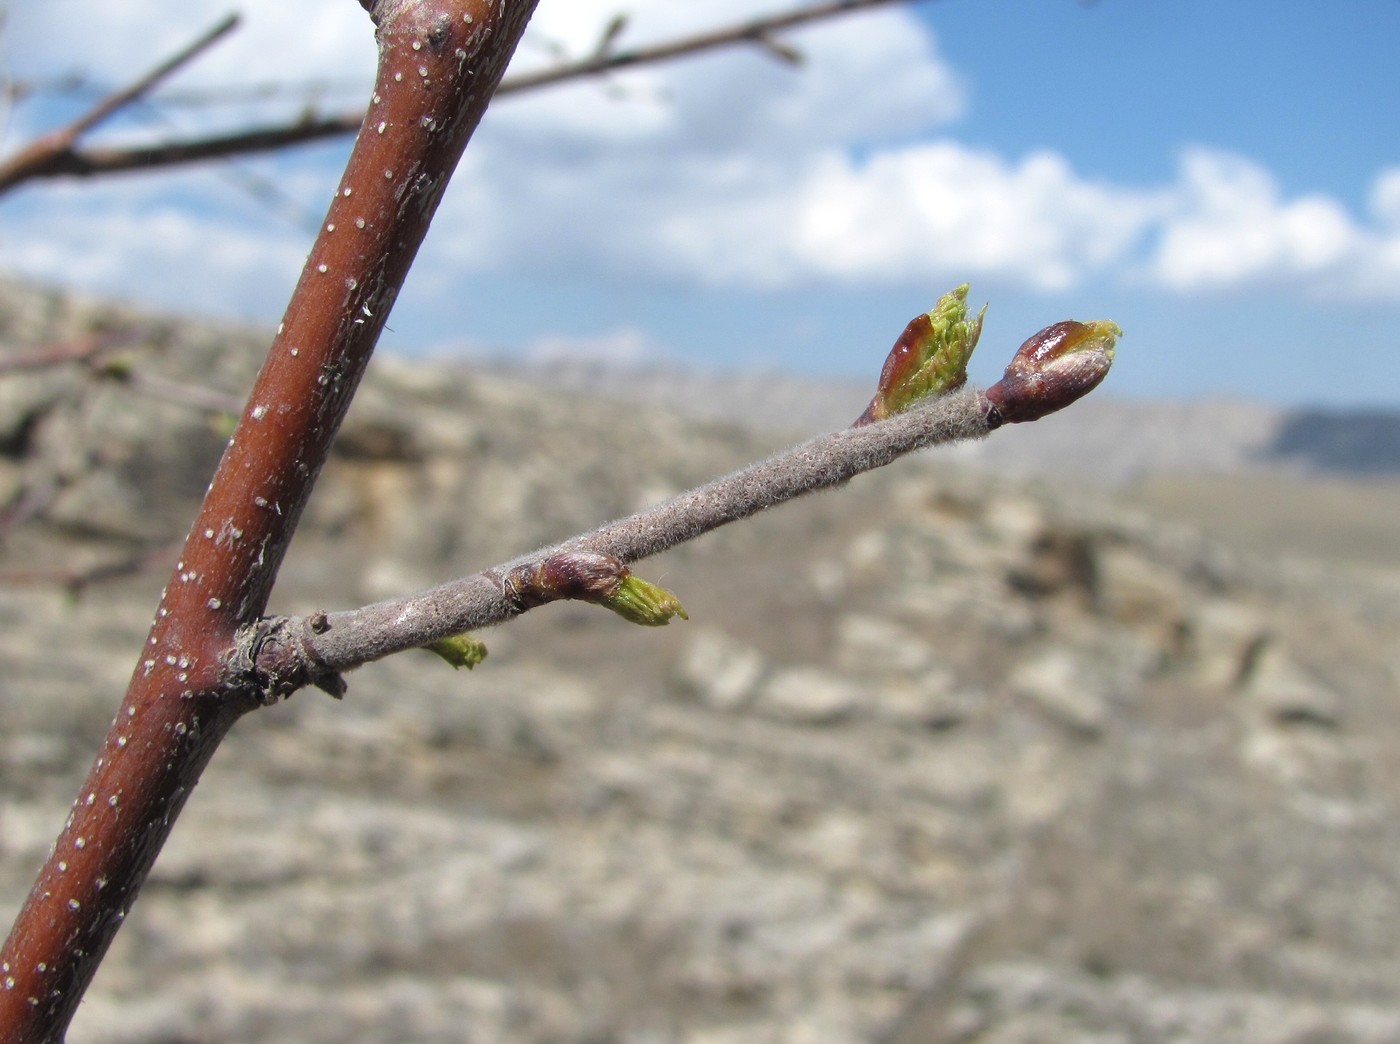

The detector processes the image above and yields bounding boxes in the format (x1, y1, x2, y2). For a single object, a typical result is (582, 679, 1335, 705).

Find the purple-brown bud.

(502, 552, 627, 610)
(501, 552, 687, 626)
(985, 319, 1119, 426)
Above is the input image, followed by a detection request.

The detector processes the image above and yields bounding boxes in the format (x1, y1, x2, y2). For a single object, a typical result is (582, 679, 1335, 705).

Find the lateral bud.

(424, 633, 488, 671)
(502, 552, 688, 626)
(603, 573, 689, 627)
(856, 284, 986, 426)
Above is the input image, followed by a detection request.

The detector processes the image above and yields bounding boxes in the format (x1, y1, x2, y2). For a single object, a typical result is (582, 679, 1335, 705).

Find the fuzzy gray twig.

(251, 385, 997, 689)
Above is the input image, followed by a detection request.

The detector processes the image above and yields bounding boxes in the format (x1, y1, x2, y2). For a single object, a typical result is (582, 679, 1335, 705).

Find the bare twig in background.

(0, 472, 69, 545)
(499, 0, 922, 91)
(0, 12, 239, 193)
(0, 540, 180, 595)
(0, 0, 928, 191)
(2, 329, 240, 413)
(0, 332, 138, 546)
(0, 330, 137, 375)
(97, 363, 244, 415)
(0, 328, 238, 549)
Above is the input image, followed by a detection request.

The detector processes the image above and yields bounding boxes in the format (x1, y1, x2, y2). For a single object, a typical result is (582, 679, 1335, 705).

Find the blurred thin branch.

(0, 12, 240, 192)
(0, 328, 240, 412)
(0, 0, 929, 193)
(0, 540, 180, 595)
(0, 331, 133, 374)
(0, 328, 240, 557)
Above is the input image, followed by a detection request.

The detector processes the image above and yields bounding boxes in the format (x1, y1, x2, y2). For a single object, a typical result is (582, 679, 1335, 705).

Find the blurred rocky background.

(3, 275, 1400, 1043)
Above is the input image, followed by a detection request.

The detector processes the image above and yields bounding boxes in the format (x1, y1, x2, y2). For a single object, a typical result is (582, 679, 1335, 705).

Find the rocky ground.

(3, 279, 1400, 1042)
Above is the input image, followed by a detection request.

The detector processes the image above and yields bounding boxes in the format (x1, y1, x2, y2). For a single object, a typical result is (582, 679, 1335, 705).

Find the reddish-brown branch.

(0, 0, 928, 189)
(0, 2, 539, 1038)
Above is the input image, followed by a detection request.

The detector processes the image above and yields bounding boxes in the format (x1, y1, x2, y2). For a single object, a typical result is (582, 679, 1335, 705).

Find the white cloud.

(524, 326, 666, 366)
(5, 0, 1400, 314)
(785, 145, 1162, 289)
(465, 141, 1159, 292)
(1151, 148, 1358, 290)
(1372, 170, 1400, 227)
(427, 14, 1400, 301)
(0, 177, 310, 318)
(1143, 150, 1400, 299)
(400, 0, 974, 287)
(425, 106, 1164, 292)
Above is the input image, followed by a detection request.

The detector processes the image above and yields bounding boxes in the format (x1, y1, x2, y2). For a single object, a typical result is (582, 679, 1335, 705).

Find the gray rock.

(1244, 644, 1344, 727)
(1187, 597, 1272, 689)
(835, 613, 935, 675)
(1007, 649, 1109, 737)
(677, 628, 767, 711)
(5, 278, 1400, 1043)
(754, 666, 861, 724)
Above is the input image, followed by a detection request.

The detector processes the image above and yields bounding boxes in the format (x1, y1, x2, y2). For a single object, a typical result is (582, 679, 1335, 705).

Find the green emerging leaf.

(602, 573, 689, 627)
(424, 633, 488, 670)
(864, 284, 987, 423)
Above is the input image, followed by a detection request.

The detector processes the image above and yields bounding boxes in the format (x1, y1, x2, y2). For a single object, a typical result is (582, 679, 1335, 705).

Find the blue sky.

(2, 0, 1398, 407)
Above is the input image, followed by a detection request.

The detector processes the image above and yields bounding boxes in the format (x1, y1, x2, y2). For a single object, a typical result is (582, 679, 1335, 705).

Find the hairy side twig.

(250, 303, 1118, 692)
(251, 385, 998, 690)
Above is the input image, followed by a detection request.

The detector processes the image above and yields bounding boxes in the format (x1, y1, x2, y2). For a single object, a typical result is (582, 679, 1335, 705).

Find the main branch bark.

(0, 2, 538, 1039)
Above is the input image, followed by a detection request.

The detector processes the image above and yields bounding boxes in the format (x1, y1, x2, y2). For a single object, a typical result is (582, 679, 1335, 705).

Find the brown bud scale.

(985, 319, 1116, 425)
(502, 552, 629, 610)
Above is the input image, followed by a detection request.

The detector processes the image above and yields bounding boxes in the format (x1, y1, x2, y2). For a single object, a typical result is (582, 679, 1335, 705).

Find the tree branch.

(0, 13, 240, 193)
(250, 385, 999, 691)
(0, 0, 930, 189)
(0, 540, 180, 595)
(0, 2, 540, 1038)
(0, 3, 1119, 1037)
(250, 308, 1120, 694)
(499, 0, 924, 92)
